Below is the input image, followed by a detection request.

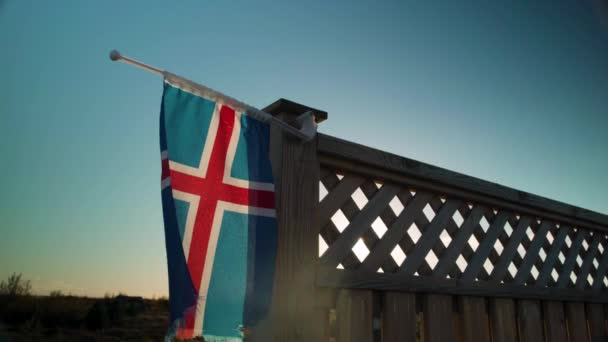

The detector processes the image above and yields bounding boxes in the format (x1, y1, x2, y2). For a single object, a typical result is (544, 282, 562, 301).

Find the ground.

(0, 295, 170, 341)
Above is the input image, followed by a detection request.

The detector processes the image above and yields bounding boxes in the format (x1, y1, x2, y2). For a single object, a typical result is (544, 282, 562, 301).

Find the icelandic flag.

(159, 74, 277, 341)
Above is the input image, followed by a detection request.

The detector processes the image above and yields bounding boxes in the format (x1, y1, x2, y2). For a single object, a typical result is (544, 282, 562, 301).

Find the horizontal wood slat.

(318, 133, 608, 230)
(317, 267, 608, 303)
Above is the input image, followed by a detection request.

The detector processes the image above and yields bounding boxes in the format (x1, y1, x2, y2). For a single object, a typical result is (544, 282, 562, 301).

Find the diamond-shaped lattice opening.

(558, 252, 566, 263)
(508, 262, 518, 277)
(551, 269, 559, 282)
(425, 250, 438, 269)
(468, 203, 473, 209)
(352, 239, 369, 262)
(391, 245, 406, 266)
(410, 189, 416, 196)
(440, 197, 446, 203)
(599, 243, 605, 254)
(526, 227, 535, 240)
(494, 239, 504, 255)
(423, 204, 436, 222)
(517, 243, 526, 258)
(377, 268, 384, 273)
(374, 181, 383, 189)
(456, 255, 468, 272)
(583, 239, 589, 251)
(570, 271, 577, 285)
(331, 209, 349, 232)
(593, 258, 599, 269)
(468, 235, 479, 252)
(546, 231, 554, 244)
(604, 277, 608, 288)
(408, 223, 422, 243)
(371, 217, 388, 239)
(576, 256, 583, 267)
(483, 259, 494, 274)
(319, 182, 328, 202)
(440, 230, 452, 248)
(531, 265, 539, 280)
(351, 188, 368, 210)
(588, 275, 594, 286)
(480, 216, 490, 232)
(453, 211, 464, 227)
(319, 236, 329, 257)
(389, 196, 404, 216)
(565, 236, 572, 248)
(539, 248, 547, 262)
(337, 263, 344, 269)
(504, 221, 514, 236)
(336, 174, 344, 180)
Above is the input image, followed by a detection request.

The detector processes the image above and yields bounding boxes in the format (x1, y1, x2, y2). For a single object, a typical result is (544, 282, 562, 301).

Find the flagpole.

(109, 50, 317, 141)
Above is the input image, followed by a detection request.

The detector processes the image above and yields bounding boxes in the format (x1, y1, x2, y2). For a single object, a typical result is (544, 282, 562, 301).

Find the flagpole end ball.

(109, 50, 121, 61)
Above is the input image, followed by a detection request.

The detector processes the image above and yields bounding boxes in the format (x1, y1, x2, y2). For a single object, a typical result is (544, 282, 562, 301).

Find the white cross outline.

(160, 83, 276, 337)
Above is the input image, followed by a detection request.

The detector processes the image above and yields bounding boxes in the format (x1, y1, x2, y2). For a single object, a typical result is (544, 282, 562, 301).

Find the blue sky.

(1, 0, 607, 297)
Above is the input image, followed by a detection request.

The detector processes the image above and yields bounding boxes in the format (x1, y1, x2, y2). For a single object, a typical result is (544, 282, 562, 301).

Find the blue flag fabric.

(159, 74, 277, 341)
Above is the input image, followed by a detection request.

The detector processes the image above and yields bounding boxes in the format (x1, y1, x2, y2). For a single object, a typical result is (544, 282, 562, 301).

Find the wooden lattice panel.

(317, 165, 608, 300)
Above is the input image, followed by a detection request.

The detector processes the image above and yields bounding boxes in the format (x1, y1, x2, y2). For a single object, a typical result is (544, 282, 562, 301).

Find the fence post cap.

(263, 98, 328, 123)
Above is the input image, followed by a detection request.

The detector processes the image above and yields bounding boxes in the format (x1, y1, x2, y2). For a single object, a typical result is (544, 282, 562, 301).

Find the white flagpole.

(109, 50, 317, 141)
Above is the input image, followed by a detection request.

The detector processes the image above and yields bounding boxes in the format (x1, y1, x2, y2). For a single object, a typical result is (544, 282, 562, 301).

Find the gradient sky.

(1, 0, 607, 297)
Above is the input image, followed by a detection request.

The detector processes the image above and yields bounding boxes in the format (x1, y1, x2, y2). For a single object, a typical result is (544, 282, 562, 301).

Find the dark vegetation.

(0, 273, 170, 341)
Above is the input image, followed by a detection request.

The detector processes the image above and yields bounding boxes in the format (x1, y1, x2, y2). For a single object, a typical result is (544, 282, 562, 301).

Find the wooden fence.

(255, 99, 608, 342)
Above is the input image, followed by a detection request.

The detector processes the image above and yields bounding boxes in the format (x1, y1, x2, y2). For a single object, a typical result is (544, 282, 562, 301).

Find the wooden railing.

(258, 100, 608, 342)
(316, 134, 608, 303)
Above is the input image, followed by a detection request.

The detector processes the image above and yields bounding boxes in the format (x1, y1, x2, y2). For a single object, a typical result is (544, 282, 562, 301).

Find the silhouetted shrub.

(0, 273, 32, 296)
(49, 290, 63, 297)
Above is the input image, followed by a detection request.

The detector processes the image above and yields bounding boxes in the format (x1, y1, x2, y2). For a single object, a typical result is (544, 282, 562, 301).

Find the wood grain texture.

(382, 292, 417, 342)
(517, 300, 544, 342)
(263, 110, 323, 341)
(461, 211, 510, 282)
(543, 301, 568, 342)
(489, 298, 518, 342)
(459, 296, 491, 342)
(399, 199, 461, 274)
(423, 294, 454, 342)
(586, 303, 607, 342)
(357, 181, 401, 272)
(536, 226, 570, 287)
(433, 206, 486, 278)
(317, 267, 608, 303)
(565, 302, 589, 342)
(576, 234, 602, 290)
(557, 230, 587, 288)
(592, 241, 608, 292)
(490, 216, 532, 282)
(317, 174, 365, 226)
(318, 134, 608, 230)
(335, 289, 373, 342)
(513, 222, 552, 285)
(359, 191, 433, 272)
(320, 184, 400, 268)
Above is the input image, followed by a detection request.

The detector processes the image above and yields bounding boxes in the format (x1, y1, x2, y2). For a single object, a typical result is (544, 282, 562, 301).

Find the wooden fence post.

(253, 99, 328, 341)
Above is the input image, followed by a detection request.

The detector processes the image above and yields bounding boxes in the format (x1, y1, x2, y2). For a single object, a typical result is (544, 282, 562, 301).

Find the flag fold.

(160, 75, 277, 341)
